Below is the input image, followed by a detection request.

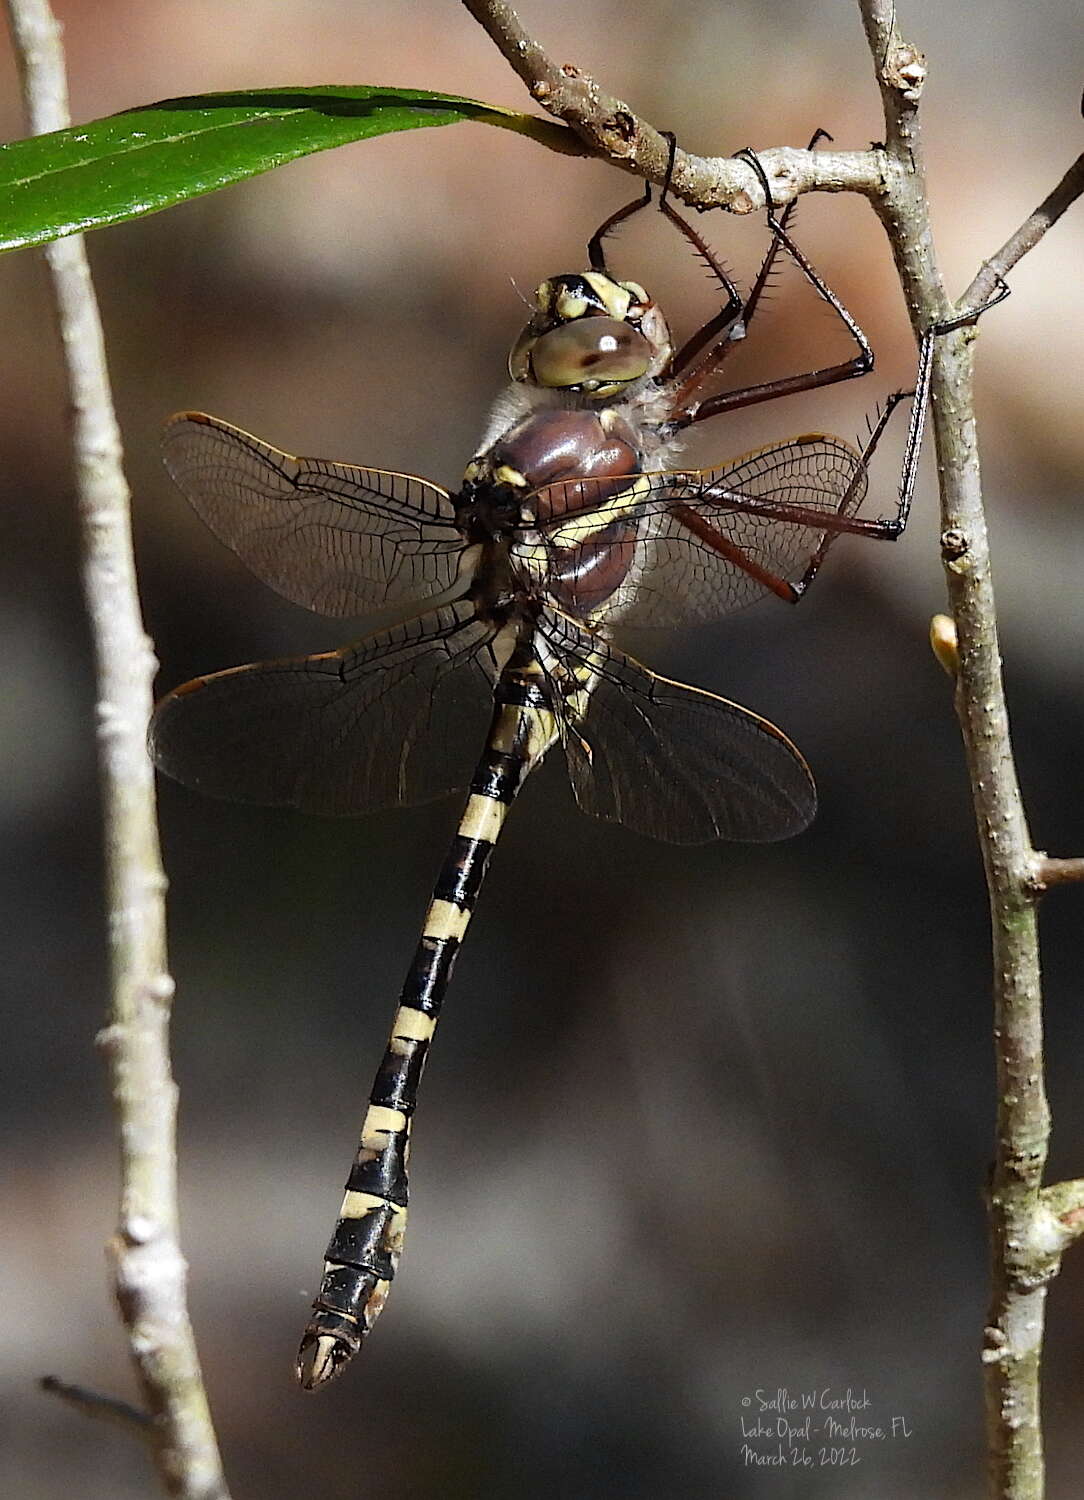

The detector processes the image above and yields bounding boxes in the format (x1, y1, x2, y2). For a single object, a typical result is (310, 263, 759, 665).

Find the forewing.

(162, 412, 465, 617)
(535, 607, 815, 845)
(150, 601, 498, 816)
(530, 435, 866, 628)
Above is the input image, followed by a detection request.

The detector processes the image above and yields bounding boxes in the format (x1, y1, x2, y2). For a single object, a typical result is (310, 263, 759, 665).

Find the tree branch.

(5, 2, 229, 1496)
(853, 6, 1084, 1499)
(461, 0, 884, 211)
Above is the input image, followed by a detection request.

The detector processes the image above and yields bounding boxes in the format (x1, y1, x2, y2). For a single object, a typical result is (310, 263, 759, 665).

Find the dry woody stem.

(466, 4, 1084, 1499)
(461, 0, 884, 211)
(5, 1, 229, 1497)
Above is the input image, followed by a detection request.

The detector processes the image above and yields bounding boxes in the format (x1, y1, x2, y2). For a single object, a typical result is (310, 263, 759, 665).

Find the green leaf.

(0, 86, 580, 253)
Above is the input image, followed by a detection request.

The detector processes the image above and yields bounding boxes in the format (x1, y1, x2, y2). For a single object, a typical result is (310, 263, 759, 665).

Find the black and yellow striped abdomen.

(297, 670, 556, 1388)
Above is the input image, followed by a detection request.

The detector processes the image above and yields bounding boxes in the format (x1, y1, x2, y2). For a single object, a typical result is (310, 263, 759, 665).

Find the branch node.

(982, 1325, 1009, 1364)
(122, 1214, 161, 1247)
(885, 41, 927, 103)
(940, 527, 969, 563)
(147, 971, 176, 1004)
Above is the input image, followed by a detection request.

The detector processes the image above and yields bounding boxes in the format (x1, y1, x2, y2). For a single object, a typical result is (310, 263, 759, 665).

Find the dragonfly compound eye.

(514, 317, 654, 397)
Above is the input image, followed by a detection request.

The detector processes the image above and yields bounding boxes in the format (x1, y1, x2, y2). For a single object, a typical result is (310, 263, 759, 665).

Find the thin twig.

(40, 1376, 155, 1439)
(964, 153, 1084, 312)
(1030, 856, 1084, 890)
(5, 2, 229, 1497)
(460, 0, 884, 211)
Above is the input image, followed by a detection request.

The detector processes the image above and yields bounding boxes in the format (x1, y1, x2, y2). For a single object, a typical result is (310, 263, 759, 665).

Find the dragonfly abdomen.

(296, 669, 557, 1389)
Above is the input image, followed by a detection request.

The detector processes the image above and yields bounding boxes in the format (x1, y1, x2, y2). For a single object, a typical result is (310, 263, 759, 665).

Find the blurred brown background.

(3, 3, 1084, 1497)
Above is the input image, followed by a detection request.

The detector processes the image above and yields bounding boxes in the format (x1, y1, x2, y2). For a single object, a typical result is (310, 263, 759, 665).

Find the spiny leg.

(731, 130, 833, 333)
(769, 273, 1013, 575)
(666, 391, 913, 608)
(297, 672, 557, 1389)
(587, 179, 653, 274)
(588, 131, 745, 349)
(667, 170, 1011, 577)
(652, 131, 745, 368)
(670, 263, 1010, 601)
(669, 128, 834, 380)
(884, 271, 1012, 542)
(671, 142, 874, 430)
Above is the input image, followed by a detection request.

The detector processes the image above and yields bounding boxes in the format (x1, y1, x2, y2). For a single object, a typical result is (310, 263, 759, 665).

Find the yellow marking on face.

(391, 1006, 437, 1043)
(360, 1104, 407, 1150)
(458, 792, 509, 843)
(463, 459, 482, 481)
(547, 473, 651, 547)
(339, 1189, 407, 1220)
(554, 289, 588, 320)
(424, 898, 473, 942)
(494, 464, 528, 488)
(582, 271, 632, 320)
(534, 279, 556, 313)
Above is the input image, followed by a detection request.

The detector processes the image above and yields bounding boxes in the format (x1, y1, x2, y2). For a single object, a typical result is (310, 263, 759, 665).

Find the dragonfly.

(149, 144, 926, 1389)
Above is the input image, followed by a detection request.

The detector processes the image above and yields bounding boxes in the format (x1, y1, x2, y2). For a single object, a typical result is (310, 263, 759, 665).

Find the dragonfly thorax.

(466, 407, 643, 521)
(508, 270, 672, 399)
(457, 405, 648, 619)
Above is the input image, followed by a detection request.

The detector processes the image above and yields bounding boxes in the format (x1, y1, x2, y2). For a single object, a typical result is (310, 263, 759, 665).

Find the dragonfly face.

(507, 269, 673, 397)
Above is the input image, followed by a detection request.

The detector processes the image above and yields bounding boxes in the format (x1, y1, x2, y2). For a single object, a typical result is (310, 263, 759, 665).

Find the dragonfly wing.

(531, 435, 866, 628)
(150, 601, 498, 816)
(163, 412, 466, 618)
(535, 607, 815, 845)
(630, 435, 867, 625)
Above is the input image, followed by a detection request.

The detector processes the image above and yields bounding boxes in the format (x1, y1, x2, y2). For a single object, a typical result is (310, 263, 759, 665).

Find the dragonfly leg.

(589, 133, 746, 351)
(670, 141, 874, 430)
(297, 674, 557, 1389)
(804, 272, 1013, 567)
(587, 183, 653, 274)
(669, 128, 832, 382)
(666, 390, 915, 606)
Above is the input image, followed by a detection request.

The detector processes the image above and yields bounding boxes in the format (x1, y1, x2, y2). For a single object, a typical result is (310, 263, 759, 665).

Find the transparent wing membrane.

(154, 419, 851, 840)
(150, 601, 498, 816)
(529, 435, 867, 628)
(162, 412, 465, 617)
(536, 607, 816, 845)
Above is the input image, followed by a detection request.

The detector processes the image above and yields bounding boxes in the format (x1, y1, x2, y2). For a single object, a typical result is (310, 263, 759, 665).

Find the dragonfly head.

(508, 271, 672, 400)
